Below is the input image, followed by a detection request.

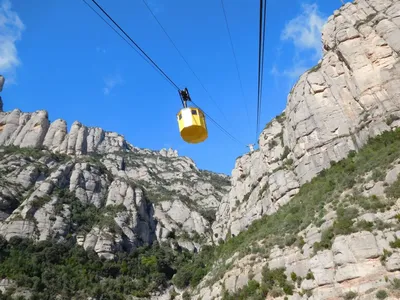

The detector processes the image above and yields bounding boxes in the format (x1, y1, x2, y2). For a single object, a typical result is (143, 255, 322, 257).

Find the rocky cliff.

(190, 129, 400, 299)
(212, 0, 400, 241)
(175, 0, 400, 299)
(1, 0, 400, 299)
(0, 107, 230, 260)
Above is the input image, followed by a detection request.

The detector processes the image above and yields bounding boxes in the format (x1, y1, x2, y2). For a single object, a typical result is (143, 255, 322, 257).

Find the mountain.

(1, 0, 400, 299)
(212, 0, 400, 241)
(185, 0, 400, 299)
(0, 100, 230, 258)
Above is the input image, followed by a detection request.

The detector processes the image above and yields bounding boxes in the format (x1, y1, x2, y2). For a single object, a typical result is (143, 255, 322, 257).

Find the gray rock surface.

(192, 194, 400, 300)
(0, 121, 230, 257)
(212, 0, 400, 241)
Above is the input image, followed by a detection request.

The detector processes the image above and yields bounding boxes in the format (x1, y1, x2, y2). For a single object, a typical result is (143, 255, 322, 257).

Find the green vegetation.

(268, 140, 278, 150)
(385, 174, 400, 199)
(276, 112, 286, 124)
(386, 114, 400, 126)
(0, 146, 69, 163)
(308, 62, 322, 73)
(0, 237, 192, 299)
(53, 188, 128, 235)
(199, 170, 231, 190)
(313, 206, 359, 253)
(343, 291, 358, 300)
(389, 238, 400, 249)
(264, 112, 286, 130)
(281, 146, 290, 160)
(175, 128, 400, 290)
(222, 267, 294, 300)
(3, 128, 400, 298)
(376, 290, 388, 299)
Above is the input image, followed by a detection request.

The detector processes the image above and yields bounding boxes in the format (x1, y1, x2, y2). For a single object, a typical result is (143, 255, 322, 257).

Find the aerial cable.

(220, 0, 251, 129)
(90, 0, 180, 90)
(82, 0, 172, 89)
(256, 0, 264, 142)
(192, 100, 245, 146)
(255, 0, 267, 143)
(83, 0, 246, 147)
(140, 0, 234, 133)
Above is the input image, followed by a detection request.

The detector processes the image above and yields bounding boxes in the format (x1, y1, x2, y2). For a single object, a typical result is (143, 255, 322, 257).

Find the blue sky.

(0, 0, 349, 175)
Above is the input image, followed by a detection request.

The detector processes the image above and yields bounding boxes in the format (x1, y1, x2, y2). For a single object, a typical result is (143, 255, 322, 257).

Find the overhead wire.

(192, 100, 245, 146)
(82, 0, 170, 87)
(220, 0, 251, 129)
(89, 0, 180, 90)
(83, 0, 246, 147)
(255, 0, 267, 144)
(140, 0, 233, 130)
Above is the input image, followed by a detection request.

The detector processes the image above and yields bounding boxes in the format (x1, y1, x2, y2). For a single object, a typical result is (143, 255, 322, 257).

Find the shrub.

(343, 291, 357, 300)
(376, 290, 388, 299)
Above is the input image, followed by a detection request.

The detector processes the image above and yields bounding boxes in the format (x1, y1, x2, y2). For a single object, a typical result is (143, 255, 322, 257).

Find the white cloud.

(0, 0, 25, 84)
(281, 3, 326, 58)
(103, 73, 124, 96)
(271, 3, 326, 83)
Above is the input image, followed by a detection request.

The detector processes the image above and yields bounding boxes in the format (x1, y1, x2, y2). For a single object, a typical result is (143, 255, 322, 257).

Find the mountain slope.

(0, 108, 230, 260)
(212, 0, 400, 241)
(186, 125, 400, 300)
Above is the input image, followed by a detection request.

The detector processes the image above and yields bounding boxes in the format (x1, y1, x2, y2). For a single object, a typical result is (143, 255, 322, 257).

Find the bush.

(182, 291, 191, 300)
(376, 290, 388, 299)
(0, 237, 191, 298)
(343, 291, 357, 300)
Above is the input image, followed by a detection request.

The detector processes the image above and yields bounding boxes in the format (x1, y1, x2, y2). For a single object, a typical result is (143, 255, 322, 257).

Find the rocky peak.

(159, 148, 178, 158)
(0, 99, 231, 259)
(0, 108, 133, 155)
(212, 0, 400, 240)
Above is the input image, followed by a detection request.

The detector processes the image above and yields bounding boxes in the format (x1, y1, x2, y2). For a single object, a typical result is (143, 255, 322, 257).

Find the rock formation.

(0, 109, 230, 259)
(212, 0, 400, 240)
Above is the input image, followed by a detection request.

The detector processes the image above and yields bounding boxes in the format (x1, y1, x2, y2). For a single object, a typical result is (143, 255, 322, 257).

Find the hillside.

(187, 129, 400, 300)
(0, 0, 400, 299)
(213, 0, 400, 240)
(0, 101, 230, 249)
(0, 105, 231, 298)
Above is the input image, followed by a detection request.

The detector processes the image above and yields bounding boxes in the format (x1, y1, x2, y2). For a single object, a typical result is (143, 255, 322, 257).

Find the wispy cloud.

(0, 0, 25, 85)
(281, 3, 326, 59)
(271, 3, 326, 84)
(103, 73, 124, 96)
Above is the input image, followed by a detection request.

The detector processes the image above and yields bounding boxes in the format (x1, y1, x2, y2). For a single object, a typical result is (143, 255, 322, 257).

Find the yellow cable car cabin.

(177, 107, 208, 144)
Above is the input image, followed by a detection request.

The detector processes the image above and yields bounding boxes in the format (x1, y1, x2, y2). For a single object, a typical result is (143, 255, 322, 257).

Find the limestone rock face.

(192, 170, 400, 300)
(0, 111, 130, 155)
(212, 0, 400, 240)
(0, 108, 230, 257)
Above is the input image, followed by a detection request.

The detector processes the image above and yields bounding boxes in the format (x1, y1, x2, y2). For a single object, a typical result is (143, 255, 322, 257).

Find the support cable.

(83, 0, 246, 147)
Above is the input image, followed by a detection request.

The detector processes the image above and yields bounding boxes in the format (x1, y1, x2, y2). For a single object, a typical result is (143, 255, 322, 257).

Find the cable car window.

(191, 110, 198, 115)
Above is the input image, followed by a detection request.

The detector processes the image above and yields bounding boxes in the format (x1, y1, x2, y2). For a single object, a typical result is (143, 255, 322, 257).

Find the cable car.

(177, 88, 208, 144)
